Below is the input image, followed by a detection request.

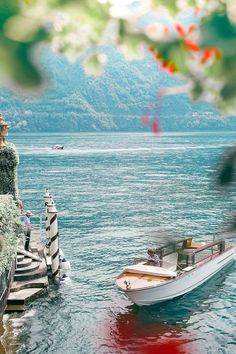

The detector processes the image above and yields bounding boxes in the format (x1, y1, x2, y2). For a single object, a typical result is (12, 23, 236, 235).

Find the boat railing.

(179, 239, 225, 255)
(177, 239, 226, 267)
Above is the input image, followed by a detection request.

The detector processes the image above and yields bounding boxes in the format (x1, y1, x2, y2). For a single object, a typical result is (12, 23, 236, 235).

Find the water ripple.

(5, 132, 236, 354)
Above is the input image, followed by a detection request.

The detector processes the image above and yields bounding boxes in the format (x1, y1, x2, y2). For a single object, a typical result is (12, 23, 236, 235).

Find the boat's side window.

(195, 248, 212, 263)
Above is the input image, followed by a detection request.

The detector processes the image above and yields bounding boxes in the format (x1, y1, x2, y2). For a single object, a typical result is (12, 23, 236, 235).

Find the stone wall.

(0, 144, 19, 201)
(0, 195, 21, 273)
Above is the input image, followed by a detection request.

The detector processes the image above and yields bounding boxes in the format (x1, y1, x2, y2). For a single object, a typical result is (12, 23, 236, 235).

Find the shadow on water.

(105, 262, 235, 353)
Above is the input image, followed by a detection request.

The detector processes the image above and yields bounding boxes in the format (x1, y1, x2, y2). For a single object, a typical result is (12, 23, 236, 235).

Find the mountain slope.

(0, 47, 235, 132)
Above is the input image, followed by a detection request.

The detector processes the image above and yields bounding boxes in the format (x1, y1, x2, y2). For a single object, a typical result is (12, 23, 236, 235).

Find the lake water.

(2, 132, 236, 353)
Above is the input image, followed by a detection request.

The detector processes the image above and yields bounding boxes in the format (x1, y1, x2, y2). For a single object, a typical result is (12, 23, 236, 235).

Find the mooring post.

(43, 189, 52, 254)
(47, 200, 60, 282)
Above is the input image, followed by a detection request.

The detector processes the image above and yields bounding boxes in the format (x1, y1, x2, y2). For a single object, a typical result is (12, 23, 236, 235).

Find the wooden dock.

(6, 231, 49, 312)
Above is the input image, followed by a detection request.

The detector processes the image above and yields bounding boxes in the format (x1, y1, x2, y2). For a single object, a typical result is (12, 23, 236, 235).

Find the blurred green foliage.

(0, 0, 48, 89)
(0, 143, 19, 200)
(1, 1, 236, 115)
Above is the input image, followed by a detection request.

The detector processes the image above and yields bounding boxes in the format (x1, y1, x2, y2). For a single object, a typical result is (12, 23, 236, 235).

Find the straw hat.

(25, 210, 33, 216)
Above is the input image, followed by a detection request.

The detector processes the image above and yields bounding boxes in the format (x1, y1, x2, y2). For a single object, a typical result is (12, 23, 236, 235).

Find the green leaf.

(0, 33, 47, 88)
(149, 39, 191, 76)
(217, 149, 236, 186)
(0, 0, 19, 27)
(191, 81, 203, 100)
(201, 13, 236, 53)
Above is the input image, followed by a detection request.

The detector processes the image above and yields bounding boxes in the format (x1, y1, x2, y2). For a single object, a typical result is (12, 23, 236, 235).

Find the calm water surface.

(3, 132, 236, 353)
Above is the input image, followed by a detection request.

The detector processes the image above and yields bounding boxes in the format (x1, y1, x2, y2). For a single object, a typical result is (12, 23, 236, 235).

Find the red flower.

(201, 47, 222, 63)
(167, 63, 176, 73)
(187, 24, 196, 34)
(201, 48, 213, 63)
(175, 23, 200, 52)
(176, 23, 196, 38)
(148, 47, 155, 53)
(185, 40, 199, 52)
(175, 24, 186, 37)
(155, 52, 162, 61)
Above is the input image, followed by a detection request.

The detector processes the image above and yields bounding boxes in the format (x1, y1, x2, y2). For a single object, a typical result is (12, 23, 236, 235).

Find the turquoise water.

(6, 132, 236, 353)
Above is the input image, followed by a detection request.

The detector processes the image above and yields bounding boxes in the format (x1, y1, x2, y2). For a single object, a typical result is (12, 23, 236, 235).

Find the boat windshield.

(155, 240, 184, 258)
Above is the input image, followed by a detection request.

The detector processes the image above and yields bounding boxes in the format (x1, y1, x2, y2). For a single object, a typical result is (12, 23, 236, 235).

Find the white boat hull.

(120, 247, 235, 306)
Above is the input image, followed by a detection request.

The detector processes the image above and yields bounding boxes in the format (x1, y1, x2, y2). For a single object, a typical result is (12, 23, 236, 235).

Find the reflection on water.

(0, 310, 36, 353)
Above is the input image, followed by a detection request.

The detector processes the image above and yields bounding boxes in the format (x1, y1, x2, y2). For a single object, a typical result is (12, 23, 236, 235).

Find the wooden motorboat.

(116, 238, 235, 306)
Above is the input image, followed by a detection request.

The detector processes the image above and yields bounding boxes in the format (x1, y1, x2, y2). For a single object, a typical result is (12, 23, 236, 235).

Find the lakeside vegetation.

(0, 195, 22, 273)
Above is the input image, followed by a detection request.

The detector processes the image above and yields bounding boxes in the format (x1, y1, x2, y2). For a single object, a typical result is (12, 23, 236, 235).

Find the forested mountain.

(0, 47, 236, 132)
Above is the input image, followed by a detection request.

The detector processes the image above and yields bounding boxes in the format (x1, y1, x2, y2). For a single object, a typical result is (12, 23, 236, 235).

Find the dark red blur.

(104, 308, 196, 354)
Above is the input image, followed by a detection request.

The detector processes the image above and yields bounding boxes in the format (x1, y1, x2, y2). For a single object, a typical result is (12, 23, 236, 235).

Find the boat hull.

(120, 247, 235, 306)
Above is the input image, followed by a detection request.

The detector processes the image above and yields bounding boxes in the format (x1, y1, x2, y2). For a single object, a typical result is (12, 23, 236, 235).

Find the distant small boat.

(116, 238, 235, 306)
(52, 145, 64, 150)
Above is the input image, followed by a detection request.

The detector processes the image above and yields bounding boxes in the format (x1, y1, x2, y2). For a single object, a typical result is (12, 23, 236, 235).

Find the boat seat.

(161, 262, 177, 272)
(124, 263, 177, 278)
(162, 252, 178, 271)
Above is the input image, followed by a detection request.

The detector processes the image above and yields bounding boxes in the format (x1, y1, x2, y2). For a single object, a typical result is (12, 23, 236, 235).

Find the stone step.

(16, 257, 32, 269)
(14, 262, 47, 281)
(17, 248, 42, 262)
(5, 304, 25, 313)
(7, 288, 47, 306)
(10, 276, 49, 293)
(24, 253, 41, 261)
(17, 254, 24, 263)
(31, 244, 43, 253)
(15, 261, 40, 274)
(6, 230, 49, 313)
